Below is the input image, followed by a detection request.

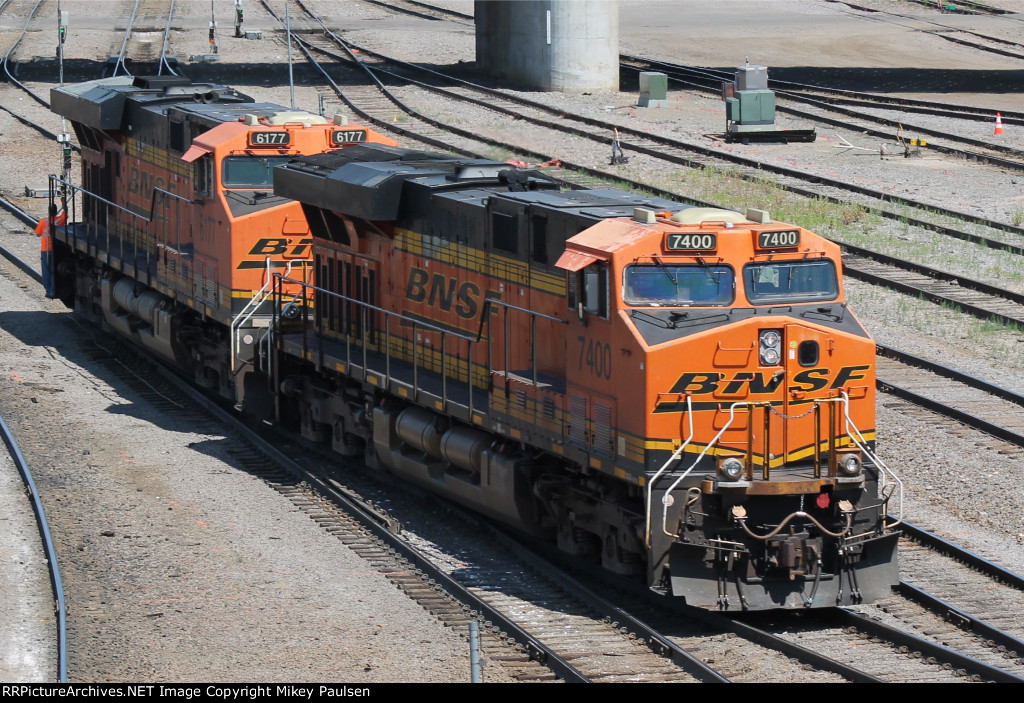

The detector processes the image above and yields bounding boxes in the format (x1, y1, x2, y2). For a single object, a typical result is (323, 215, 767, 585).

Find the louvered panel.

(193, 257, 218, 307)
(592, 400, 613, 457)
(568, 392, 587, 447)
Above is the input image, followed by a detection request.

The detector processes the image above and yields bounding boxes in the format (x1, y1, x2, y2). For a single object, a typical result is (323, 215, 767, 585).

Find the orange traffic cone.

(995, 112, 1004, 136)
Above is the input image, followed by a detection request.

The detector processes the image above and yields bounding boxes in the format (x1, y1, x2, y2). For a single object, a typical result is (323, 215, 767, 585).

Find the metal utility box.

(638, 72, 668, 108)
(724, 63, 814, 144)
(735, 64, 768, 91)
(725, 90, 775, 125)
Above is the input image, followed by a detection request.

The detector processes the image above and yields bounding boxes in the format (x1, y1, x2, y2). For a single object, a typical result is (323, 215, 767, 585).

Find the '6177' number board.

(248, 131, 290, 147)
(332, 129, 367, 145)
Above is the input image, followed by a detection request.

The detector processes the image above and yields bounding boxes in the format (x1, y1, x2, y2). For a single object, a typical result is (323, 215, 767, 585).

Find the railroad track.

(619, 55, 1024, 173)
(876, 345, 1024, 450)
(11, 217, 1011, 683)
(90, 331, 767, 683)
(13, 6, 1024, 453)
(760, 606, 1024, 682)
(0, 409, 66, 682)
(105, 0, 180, 78)
(357, 0, 473, 23)
(2, 1, 1024, 683)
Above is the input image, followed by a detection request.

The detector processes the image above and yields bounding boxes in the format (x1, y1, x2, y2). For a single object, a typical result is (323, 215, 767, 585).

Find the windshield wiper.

(651, 255, 678, 285)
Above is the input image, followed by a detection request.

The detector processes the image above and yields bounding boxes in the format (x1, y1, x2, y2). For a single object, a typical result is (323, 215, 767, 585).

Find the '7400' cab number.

(757, 229, 800, 249)
(666, 233, 716, 251)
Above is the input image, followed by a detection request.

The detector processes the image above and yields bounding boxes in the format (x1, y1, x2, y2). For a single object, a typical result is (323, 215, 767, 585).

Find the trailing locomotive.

(269, 145, 902, 610)
(47, 76, 395, 404)
(47, 77, 901, 611)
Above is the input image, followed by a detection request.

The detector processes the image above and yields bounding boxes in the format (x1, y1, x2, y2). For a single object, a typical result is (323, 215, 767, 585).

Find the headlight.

(719, 456, 745, 481)
(759, 329, 782, 366)
(837, 452, 862, 476)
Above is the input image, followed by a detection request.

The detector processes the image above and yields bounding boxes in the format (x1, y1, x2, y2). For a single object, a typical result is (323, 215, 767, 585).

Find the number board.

(248, 131, 290, 147)
(331, 129, 367, 145)
(665, 232, 717, 251)
(757, 229, 801, 249)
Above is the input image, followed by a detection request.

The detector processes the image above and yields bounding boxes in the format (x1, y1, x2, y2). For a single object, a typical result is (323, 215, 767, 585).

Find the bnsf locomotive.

(48, 76, 395, 404)
(48, 78, 901, 610)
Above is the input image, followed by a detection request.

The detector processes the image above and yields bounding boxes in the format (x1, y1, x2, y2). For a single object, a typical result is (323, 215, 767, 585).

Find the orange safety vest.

(35, 211, 67, 252)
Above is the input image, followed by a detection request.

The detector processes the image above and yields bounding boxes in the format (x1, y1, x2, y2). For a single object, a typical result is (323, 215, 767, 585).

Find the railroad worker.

(35, 202, 67, 298)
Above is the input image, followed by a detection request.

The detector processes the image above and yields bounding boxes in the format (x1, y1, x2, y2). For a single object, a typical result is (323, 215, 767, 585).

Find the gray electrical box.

(735, 65, 768, 91)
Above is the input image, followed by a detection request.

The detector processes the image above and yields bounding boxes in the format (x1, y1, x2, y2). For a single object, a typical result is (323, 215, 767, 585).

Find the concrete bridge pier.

(475, 0, 619, 93)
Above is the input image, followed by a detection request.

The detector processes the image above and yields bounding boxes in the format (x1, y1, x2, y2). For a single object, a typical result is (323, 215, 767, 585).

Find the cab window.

(569, 263, 609, 318)
(623, 264, 734, 307)
(743, 260, 838, 304)
(194, 155, 214, 195)
(221, 156, 292, 188)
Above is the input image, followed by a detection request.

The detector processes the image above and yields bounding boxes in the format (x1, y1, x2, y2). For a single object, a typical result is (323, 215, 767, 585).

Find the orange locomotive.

(47, 76, 396, 402)
(271, 146, 902, 610)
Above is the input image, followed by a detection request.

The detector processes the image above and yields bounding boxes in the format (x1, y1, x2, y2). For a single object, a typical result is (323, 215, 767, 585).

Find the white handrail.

(230, 257, 310, 376)
(650, 395, 902, 545)
(659, 401, 747, 540)
(838, 392, 904, 526)
(644, 395, 694, 548)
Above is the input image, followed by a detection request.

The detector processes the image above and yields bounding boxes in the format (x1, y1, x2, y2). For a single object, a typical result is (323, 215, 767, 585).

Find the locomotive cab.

(557, 206, 900, 609)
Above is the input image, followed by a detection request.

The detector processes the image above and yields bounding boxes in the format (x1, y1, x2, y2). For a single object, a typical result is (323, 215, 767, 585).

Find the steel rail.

(877, 345, 1024, 409)
(896, 581, 1024, 659)
(147, 353, 593, 683)
(0, 413, 67, 683)
(877, 378, 1024, 449)
(833, 608, 1024, 682)
(1, 0, 49, 106)
(158, 0, 179, 76)
(840, 241, 1024, 307)
(0, 0, 83, 151)
(898, 519, 1024, 591)
(401, 0, 473, 21)
(274, 11, 1024, 344)
(310, 36, 1024, 321)
(318, 40, 1024, 272)
(519, 530, 888, 682)
(110, 0, 142, 77)
(622, 54, 1024, 125)
(619, 56, 1024, 173)
(844, 264, 1024, 329)
(490, 528, 730, 682)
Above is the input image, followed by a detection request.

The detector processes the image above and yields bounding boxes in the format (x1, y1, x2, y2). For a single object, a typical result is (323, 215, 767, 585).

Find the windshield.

(221, 156, 292, 188)
(743, 260, 838, 303)
(623, 264, 734, 307)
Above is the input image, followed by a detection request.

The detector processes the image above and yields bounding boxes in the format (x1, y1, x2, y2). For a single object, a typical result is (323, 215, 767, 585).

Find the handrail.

(645, 395, 693, 548)
(49, 175, 194, 287)
(656, 396, 902, 541)
(50, 175, 195, 223)
(838, 392, 904, 526)
(273, 272, 566, 419)
(659, 400, 747, 539)
(230, 258, 311, 377)
(277, 273, 480, 343)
